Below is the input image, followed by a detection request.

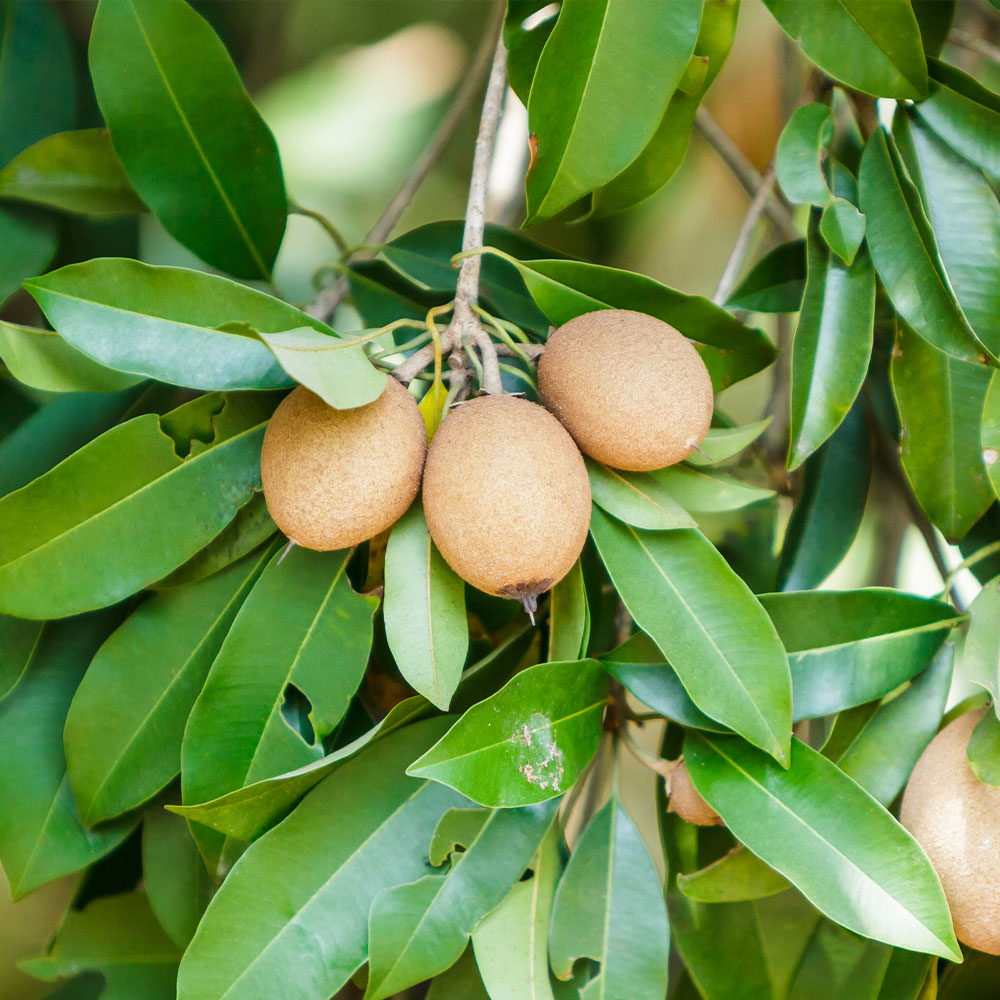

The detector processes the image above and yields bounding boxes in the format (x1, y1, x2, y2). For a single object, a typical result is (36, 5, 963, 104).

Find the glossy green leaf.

(365, 802, 556, 998)
(651, 465, 773, 512)
(685, 731, 961, 960)
(23, 259, 376, 396)
(677, 845, 791, 903)
(64, 543, 275, 826)
(0, 612, 134, 899)
(961, 575, 1000, 704)
(590, 507, 791, 761)
(408, 659, 607, 806)
(176, 719, 465, 1000)
(778, 399, 872, 590)
(0, 129, 145, 215)
(89, 0, 286, 278)
(0, 320, 144, 394)
(524, 0, 700, 222)
(0, 203, 57, 307)
(182, 546, 377, 867)
(22, 893, 180, 1000)
(0, 613, 42, 702)
(590, 0, 740, 217)
(776, 103, 833, 206)
(858, 128, 990, 364)
(472, 819, 562, 1000)
(548, 559, 589, 663)
(967, 709, 1000, 786)
(384, 503, 468, 710)
(549, 797, 668, 999)
(788, 213, 875, 469)
(504, 1, 557, 104)
(142, 800, 215, 950)
(892, 319, 993, 540)
(684, 417, 771, 467)
(587, 459, 695, 531)
(0, 394, 272, 619)
(502, 255, 776, 391)
(726, 239, 806, 313)
(762, 0, 927, 99)
(819, 197, 866, 265)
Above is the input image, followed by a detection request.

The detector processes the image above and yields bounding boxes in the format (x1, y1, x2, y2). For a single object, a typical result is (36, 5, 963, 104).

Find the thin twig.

(306, 1, 506, 321)
(949, 28, 1000, 65)
(713, 167, 778, 305)
(289, 203, 349, 254)
(694, 106, 800, 242)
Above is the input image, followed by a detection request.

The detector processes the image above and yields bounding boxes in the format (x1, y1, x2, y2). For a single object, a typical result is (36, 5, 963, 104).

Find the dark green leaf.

(590, 507, 792, 762)
(0, 129, 145, 215)
(64, 543, 275, 826)
(892, 318, 993, 540)
(0, 203, 57, 307)
(788, 213, 875, 469)
(819, 197, 866, 265)
(912, 0, 954, 57)
(504, 1, 557, 104)
(426, 948, 490, 1000)
(776, 103, 833, 206)
(176, 719, 466, 1000)
(684, 417, 771, 467)
(347, 258, 439, 328)
(89, 0, 286, 278)
(0, 613, 42, 702)
(408, 659, 607, 806)
(587, 459, 695, 531)
(524, 0, 700, 222)
(685, 731, 961, 960)
(762, 0, 927, 99)
(939, 949, 1000, 999)
(548, 559, 589, 663)
(726, 239, 806, 313)
(967, 708, 1000, 785)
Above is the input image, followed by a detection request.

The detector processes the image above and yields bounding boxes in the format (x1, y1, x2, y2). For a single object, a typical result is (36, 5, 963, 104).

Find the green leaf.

(677, 845, 792, 903)
(22, 893, 180, 1000)
(776, 103, 833, 206)
(548, 559, 589, 663)
(549, 797, 668, 999)
(0, 612, 134, 899)
(472, 819, 562, 1000)
(426, 948, 490, 1000)
(502, 255, 776, 391)
(685, 731, 961, 960)
(408, 659, 608, 807)
(504, 2, 557, 105)
(858, 128, 990, 364)
(168, 696, 431, 843)
(64, 543, 276, 826)
(778, 400, 872, 590)
(0, 613, 42, 702)
(0, 394, 272, 619)
(0, 129, 145, 215)
(967, 708, 1000, 786)
(892, 318, 993, 540)
(590, 0, 740, 217)
(0, 320, 145, 394)
(88, 0, 286, 279)
(181, 546, 377, 868)
(142, 800, 215, 950)
(726, 239, 806, 313)
(23, 259, 376, 396)
(762, 0, 927, 100)
(365, 802, 557, 999)
(983, 374, 1000, 505)
(684, 417, 771, 467)
(587, 459, 695, 531)
(589, 507, 792, 762)
(915, 59, 1000, 179)
(0, 204, 57, 307)
(651, 465, 774, 512)
(176, 719, 466, 1000)
(384, 503, 468, 710)
(819, 197, 866, 265)
(524, 0, 700, 222)
(961, 575, 1000, 703)
(788, 214, 875, 470)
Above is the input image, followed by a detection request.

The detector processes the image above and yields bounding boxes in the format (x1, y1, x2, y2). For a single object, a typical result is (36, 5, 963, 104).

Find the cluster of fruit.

(260, 307, 713, 611)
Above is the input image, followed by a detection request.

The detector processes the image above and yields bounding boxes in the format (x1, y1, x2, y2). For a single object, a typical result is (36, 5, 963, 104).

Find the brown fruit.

(260, 380, 426, 550)
(421, 395, 590, 613)
(900, 708, 1000, 955)
(668, 760, 722, 827)
(538, 308, 713, 471)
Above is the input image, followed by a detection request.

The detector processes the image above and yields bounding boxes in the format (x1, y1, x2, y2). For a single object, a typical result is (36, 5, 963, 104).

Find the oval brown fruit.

(538, 308, 713, 471)
(421, 395, 590, 615)
(261, 380, 426, 550)
(900, 708, 1000, 955)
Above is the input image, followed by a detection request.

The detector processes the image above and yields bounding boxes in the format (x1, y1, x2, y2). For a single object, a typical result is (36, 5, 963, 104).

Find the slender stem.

(713, 167, 778, 305)
(941, 538, 1000, 593)
(290, 203, 349, 254)
(276, 317, 429, 352)
(949, 28, 1000, 65)
(621, 730, 677, 782)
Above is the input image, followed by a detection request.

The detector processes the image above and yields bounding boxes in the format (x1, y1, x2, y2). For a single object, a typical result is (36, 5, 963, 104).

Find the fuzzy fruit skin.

(538, 309, 713, 471)
(900, 708, 1000, 955)
(260, 380, 426, 551)
(668, 760, 722, 827)
(421, 395, 590, 602)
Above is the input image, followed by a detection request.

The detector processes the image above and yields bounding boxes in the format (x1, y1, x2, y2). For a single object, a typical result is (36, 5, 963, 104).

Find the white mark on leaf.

(513, 713, 564, 792)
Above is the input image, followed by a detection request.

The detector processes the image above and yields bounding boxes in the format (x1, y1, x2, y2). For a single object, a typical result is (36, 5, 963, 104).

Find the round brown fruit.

(260, 380, 426, 551)
(900, 708, 1000, 955)
(421, 395, 590, 616)
(668, 760, 722, 827)
(538, 308, 713, 471)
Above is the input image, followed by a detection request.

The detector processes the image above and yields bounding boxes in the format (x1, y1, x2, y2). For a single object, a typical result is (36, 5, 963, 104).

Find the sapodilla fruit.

(668, 760, 722, 827)
(900, 708, 1000, 955)
(260, 380, 426, 550)
(421, 395, 590, 617)
(538, 308, 713, 471)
